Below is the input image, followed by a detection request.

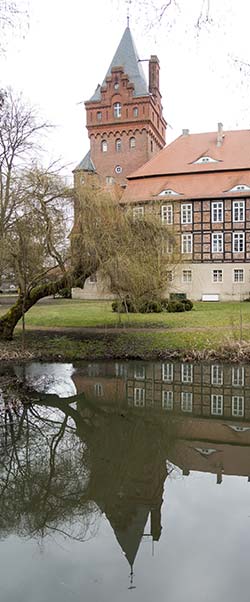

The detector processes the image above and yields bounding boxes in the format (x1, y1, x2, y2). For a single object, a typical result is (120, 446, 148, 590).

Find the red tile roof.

(128, 130, 250, 178)
(122, 129, 250, 203)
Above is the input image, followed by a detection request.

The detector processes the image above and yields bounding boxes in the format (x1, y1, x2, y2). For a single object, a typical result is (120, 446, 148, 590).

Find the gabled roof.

(73, 150, 96, 173)
(89, 26, 148, 102)
(128, 130, 250, 179)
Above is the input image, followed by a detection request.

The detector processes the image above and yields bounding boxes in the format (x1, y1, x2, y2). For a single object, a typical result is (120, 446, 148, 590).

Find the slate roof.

(73, 150, 96, 173)
(89, 26, 148, 102)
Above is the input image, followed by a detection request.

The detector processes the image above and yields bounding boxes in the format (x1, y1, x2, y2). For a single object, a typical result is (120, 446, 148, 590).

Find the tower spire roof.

(89, 27, 148, 101)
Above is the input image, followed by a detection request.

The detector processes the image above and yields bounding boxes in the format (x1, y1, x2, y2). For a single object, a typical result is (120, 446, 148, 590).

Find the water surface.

(0, 359, 250, 601)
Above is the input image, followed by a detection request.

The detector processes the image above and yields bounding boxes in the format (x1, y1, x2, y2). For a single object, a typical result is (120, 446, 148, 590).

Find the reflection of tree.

(0, 368, 175, 573)
(0, 373, 99, 543)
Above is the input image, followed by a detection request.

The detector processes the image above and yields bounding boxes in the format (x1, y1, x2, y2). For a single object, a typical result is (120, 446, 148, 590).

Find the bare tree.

(0, 89, 50, 285)
(0, 0, 28, 54)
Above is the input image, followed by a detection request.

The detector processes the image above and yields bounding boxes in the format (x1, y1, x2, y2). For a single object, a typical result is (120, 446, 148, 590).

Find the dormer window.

(228, 184, 250, 192)
(114, 82, 119, 91)
(159, 189, 180, 196)
(193, 156, 218, 164)
(101, 140, 107, 153)
(114, 102, 121, 118)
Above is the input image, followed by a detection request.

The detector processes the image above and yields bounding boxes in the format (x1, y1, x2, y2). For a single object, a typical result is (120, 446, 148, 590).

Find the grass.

(0, 299, 250, 358)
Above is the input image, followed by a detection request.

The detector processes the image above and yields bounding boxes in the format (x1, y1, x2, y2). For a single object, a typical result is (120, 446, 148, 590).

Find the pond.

(0, 359, 250, 601)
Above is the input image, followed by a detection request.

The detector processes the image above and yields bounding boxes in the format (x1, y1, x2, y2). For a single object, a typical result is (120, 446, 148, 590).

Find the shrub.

(139, 300, 162, 313)
(167, 300, 185, 312)
(183, 299, 193, 311)
(112, 299, 136, 313)
(56, 288, 72, 299)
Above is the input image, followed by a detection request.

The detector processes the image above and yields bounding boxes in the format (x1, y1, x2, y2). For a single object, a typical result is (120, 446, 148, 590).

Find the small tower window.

(129, 137, 136, 149)
(133, 107, 138, 117)
(151, 140, 154, 152)
(97, 111, 102, 121)
(114, 102, 121, 118)
(115, 138, 122, 152)
(101, 140, 108, 152)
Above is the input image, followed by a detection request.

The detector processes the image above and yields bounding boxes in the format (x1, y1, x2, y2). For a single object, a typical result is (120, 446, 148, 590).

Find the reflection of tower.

(77, 408, 169, 575)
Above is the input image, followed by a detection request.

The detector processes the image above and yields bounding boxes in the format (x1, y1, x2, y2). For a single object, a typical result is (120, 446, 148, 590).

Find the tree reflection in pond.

(0, 370, 99, 543)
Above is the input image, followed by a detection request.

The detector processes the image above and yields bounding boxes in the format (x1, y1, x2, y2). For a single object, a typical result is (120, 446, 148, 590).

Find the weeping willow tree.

(72, 184, 180, 310)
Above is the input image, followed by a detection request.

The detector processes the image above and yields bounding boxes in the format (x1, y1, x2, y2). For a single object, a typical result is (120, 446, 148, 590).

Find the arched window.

(101, 140, 107, 152)
(115, 138, 122, 152)
(114, 102, 121, 118)
(133, 107, 138, 117)
(129, 137, 136, 149)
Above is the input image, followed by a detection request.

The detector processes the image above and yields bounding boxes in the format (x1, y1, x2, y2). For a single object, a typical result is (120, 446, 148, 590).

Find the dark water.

(0, 359, 250, 601)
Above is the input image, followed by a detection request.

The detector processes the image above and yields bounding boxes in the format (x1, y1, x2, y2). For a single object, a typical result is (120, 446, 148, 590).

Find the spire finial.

(126, 0, 132, 27)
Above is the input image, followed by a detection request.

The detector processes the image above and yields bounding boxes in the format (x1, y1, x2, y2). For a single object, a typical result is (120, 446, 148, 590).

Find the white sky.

(1, 0, 250, 180)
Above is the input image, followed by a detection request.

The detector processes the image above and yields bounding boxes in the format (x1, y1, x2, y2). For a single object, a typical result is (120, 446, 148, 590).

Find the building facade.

(122, 126, 250, 301)
(74, 26, 250, 301)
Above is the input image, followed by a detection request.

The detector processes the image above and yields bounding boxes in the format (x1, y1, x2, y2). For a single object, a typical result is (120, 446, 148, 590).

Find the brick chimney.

(149, 55, 160, 98)
(216, 122, 224, 147)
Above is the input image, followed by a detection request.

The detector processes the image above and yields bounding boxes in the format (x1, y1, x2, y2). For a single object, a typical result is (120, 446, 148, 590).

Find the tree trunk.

(0, 271, 87, 340)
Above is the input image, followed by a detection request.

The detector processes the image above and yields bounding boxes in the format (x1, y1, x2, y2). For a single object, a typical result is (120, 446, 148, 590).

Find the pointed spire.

(126, 0, 132, 28)
(89, 26, 148, 101)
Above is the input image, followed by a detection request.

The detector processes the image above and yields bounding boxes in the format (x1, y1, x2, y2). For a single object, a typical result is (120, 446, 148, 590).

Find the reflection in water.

(1, 359, 250, 599)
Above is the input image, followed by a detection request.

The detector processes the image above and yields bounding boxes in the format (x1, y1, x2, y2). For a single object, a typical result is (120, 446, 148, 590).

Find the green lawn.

(0, 299, 249, 352)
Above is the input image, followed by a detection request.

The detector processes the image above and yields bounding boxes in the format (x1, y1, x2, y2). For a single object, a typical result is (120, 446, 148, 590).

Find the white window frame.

(181, 204, 192, 224)
(211, 394, 223, 415)
(232, 395, 244, 417)
(232, 366, 244, 387)
(162, 363, 173, 382)
(212, 202, 223, 223)
(134, 387, 145, 406)
(211, 365, 223, 386)
(94, 383, 104, 397)
(133, 206, 144, 221)
(233, 200, 245, 222)
(162, 390, 173, 410)
(101, 140, 108, 152)
(129, 137, 136, 149)
(134, 365, 145, 380)
(113, 102, 121, 118)
(233, 232, 244, 253)
(181, 392, 193, 413)
(182, 233, 192, 254)
(115, 138, 122, 152)
(182, 270, 192, 283)
(133, 107, 138, 117)
(181, 364, 193, 383)
(233, 268, 244, 283)
(212, 269, 223, 283)
(161, 204, 173, 224)
(212, 233, 223, 253)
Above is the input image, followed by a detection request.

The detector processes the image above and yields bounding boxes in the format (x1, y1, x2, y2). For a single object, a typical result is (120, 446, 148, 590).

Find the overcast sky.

(1, 0, 250, 179)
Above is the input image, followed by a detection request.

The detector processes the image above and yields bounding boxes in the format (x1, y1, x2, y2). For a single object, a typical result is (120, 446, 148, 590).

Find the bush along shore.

(1, 330, 250, 364)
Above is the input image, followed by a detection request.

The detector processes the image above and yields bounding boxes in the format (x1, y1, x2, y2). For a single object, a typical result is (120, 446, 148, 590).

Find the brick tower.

(74, 24, 167, 186)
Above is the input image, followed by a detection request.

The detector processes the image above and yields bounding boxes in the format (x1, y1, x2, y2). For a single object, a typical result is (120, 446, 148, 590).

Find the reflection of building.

(72, 359, 250, 574)
(73, 360, 250, 421)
